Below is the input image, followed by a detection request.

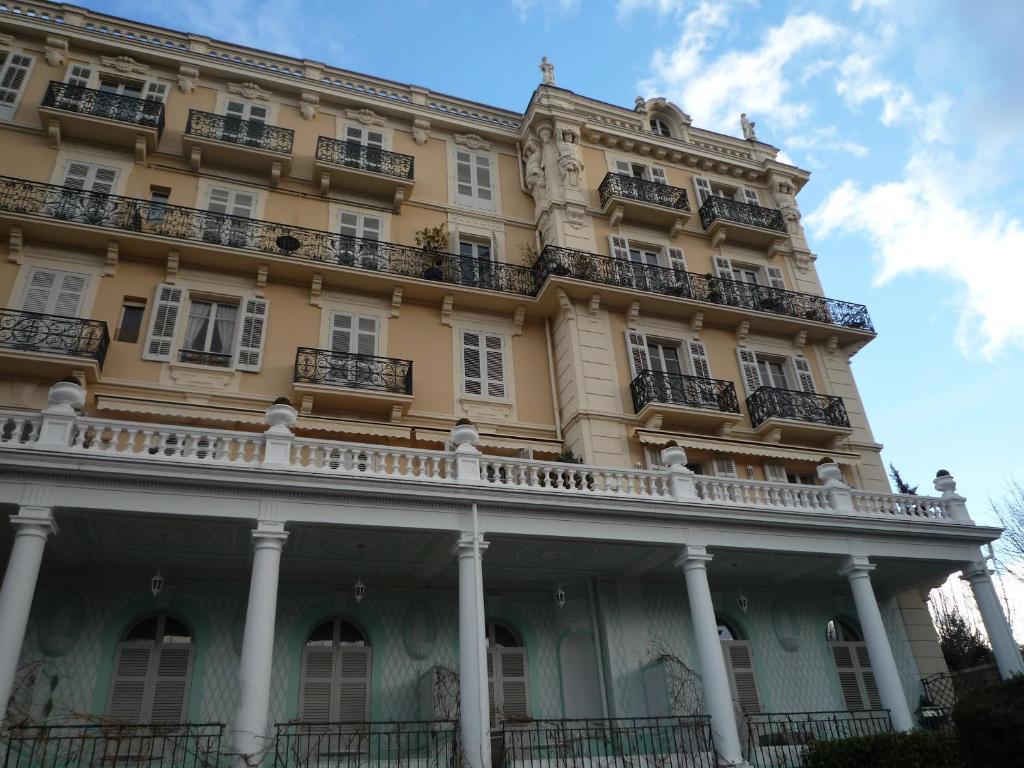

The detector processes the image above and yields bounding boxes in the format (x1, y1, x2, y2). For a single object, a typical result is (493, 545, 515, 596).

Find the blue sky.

(80, 0, 1024, 528)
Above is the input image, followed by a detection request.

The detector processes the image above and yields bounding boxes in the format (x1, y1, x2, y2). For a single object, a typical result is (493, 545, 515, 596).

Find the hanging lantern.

(353, 578, 366, 604)
(737, 593, 749, 613)
(150, 570, 164, 598)
(554, 586, 566, 609)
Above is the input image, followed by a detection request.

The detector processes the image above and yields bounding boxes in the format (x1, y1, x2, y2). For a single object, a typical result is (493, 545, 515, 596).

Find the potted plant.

(415, 223, 448, 280)
(265, 396, 297, 433)
(47, 375, 86, 413)
(451, 417, 479, 448)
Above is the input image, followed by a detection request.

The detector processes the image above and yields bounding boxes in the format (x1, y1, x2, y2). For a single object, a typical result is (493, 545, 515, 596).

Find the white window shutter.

(52, 272, 88, 317)
(855, 644, 882, 709)
(475, 154, 493, 207)
(463, 331, 483, 395)
(794, 356, 816, 392)
(149, 645, 193, 723)
(766, 266, 786, 289)
(649, 166, 668, 185)
(613, 159, 632, 175)
(108, 645, 151, 720)
(625, 330, 650, 377)
(299, 647, 335, 721)
(668, 248, 687, 274)
(20, 269, 57, 314)
(498, 648, 529, 719)
(337, 646, 372, 721)
(764, 463, 788, 483)
(356, 316, 378, 356)
(331, 313, 353, 354)
(235, 297, 268, 372)
(687, 341, 712, 379)
(832, 643, 867, 711)
(90, 167, 118, 195)
(225, 100, 246, 119)
(455, 150, 474, 205)
(742, 187, 760, 206)
(608, 234, 630, 260)
(711, 458, 737, 477)
(484, 333, 506, 398)
(62, 162, 91, 189)
(723, 640, 761, 714)
(736, 349, 762, 395)
(713, 256, 733, 281)
(693, 176, 712, 205)
(143, 283, 184, 361)
(0, 53, 33, 119)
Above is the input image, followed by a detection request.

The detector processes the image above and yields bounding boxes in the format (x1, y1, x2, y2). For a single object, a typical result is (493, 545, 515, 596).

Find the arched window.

(108, 614, 194, 723)
(300, 618, 371, 722)
(826, 617, 881, 711)
(486, 620, 528, 723)
(649, 117, 672, 137)
(717, 614, 761, 714)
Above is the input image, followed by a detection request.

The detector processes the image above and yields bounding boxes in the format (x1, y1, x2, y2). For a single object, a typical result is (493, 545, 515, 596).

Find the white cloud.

(807, 150, 1024, 357)
(644, 5, 839, 134)
(512, 0, 580, 21)
(784, 125, 869, 159)
(616, 0, 685, 17)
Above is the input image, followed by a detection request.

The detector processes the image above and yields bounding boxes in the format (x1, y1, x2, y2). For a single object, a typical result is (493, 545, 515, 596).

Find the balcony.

(599, 173, 692, 237)
(293, 347, 414, 418)
(746, 387, 852, 445)
(183, 110, 294, 185)
(630, 369, 740, 432)
(535, 245, 874, 337)
(314, 137, 415, 209)
(39, 81, 165, 162)
(747, 710, 891, 768)
(698, 196, 789, 249)
(179, 349, 232, 368)
(272, 721, 457, 768)
(0, 308, 109, 382)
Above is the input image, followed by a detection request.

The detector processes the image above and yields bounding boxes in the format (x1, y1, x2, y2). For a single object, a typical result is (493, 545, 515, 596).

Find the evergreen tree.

(937, 608, 994, 671)
(889, 463, 918, 494)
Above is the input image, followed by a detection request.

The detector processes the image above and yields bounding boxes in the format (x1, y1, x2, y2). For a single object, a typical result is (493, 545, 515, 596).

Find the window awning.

(635, 428, 859, 464)
(413, 426, 562, 455)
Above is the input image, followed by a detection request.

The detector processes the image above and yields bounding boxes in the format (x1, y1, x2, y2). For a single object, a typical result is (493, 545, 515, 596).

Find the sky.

(74, 3, 1024, 521)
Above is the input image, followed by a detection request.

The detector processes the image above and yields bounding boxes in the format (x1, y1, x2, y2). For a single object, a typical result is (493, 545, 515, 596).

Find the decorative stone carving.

(523, 137, 545, 191)
(511, 306, 526, 335)
(38, 590, 85, 656)
(539, 56, 555, 85)
(564, 204, 586, 230)
(412, 116, 430, 145)
(556, 128, 583, 188)
(44, 36, 68, 67)
(102, 55, 147, 74)
(773, 179, 804, 235)
(402, 602, 437, 660)
(228, 81, 271, 101)
(740, 113, 757, 140)
(454, 133, 491, 151)
(178, 65, 199, 94)
(299, 91, 319, 120)
(346, 107, 384, 126)
(8, 226, 23, 264)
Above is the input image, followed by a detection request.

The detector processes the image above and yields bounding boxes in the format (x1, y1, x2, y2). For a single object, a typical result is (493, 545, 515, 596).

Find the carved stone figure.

(773, 180, 803, 234)
(556, 129, 583, 188)
(740, 113, 757, 140)
(539, 56, 555, 85)
(523, 137, 546, 191)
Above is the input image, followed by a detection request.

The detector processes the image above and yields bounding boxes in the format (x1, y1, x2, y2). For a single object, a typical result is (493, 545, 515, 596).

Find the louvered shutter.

(300, 647, 335, 721)
(764, 463, 788, 483)
(608, 234, 630, 260)
(225, 100, 246, 119)
(475, 154, 493, 206)
(613, 159, 632, 176)
(712, 458, 737, 478)
(247, 105, 268, 124)
(143, 283, 184, 361)
(90, 167, 117, 195)
(0, 53, 33, 119)
(62, 162, 91, 189)
(498, 649, 529, 719)
(337, 647, 372, 721)
(625, 331, 650, 377)
(693, 176, 712, 205)
(649, 166, 668, 185)
(723, 641, 761, 714)
(766, 266, 786, 289)
(741, 188, 760, 206)
(150, 645, 193, 723)
(487, 653, 497, 723)
(484, 334, 506, 398)
(20, 269, 56, 314)
(736, 349, 763, 395)
(793, 356, 816, 392)
(668, 248, 687, 275)
(356, 316, 377, 356)
(53, 273, 87, 317)
(332, 313, 353, 354)
(831, 644, 867, 711)
(462, 331, 483, 395)
(687, 341, 711, 379)
(455, 151, 474, 204)
(713, 256, 733, 281)
(855, 645, 882, 709)
(235, 297, 268, 371)
(108, 645, 151, 720)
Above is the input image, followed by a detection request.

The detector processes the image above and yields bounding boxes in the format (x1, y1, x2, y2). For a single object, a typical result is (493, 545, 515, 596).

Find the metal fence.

(272, 721, 458, 768)
(42, 81, 165, 135)
(0, 308, 110, 367)
(746, 710, 892, 768)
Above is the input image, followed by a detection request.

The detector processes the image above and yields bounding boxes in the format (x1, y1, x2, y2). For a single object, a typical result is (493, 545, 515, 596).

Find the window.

(223, 99, 268, 145)
(108, 614, 193, 723)
(148, 186, 171, 224)
(649, 117, 672, 137)
(710, 457, 738, 478)
(736, 350, 816, 396)
(20, 268, 88, 317)
(181, 299, 237, 366)
(52, 161, 120, 224)
(117, 299, 146, 343)
(462, 330, 507, 399)
(338, 210, 382, 267)
(0, 50, 34, 121)
(343, 124, 385, 170)
(612, 159, 668, 185)
(328, 312, 379, 387)
(65, 64, 92, 87)
(717, 616, 761, 714)
(692, 177, 764, 208)
(99, 77, 144, 98)
(625, 331, 713, 384)
(458, 238, 494, 288)
(454, 150, 494, 210)
(827, 619, 881, 711)
(608, 235, 685, 292)
(758, 358, 789, 390)
(203, 187, 256, 247)
(487, 621, 528, 723)
(787, 471, 817, 485)
(300, 619, 371, 722)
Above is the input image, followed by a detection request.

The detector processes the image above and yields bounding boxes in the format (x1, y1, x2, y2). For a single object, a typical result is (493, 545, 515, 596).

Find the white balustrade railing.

(0, 408, 964, 523)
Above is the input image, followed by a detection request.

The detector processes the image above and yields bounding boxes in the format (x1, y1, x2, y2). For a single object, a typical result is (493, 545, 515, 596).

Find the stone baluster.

(262, 399, 297, 469)
(451, 420, 484, 485)
(34, 379, 85, 451)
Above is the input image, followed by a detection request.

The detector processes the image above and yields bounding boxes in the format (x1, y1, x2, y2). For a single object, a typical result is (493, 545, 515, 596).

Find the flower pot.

(265, 402, 298, 432)
(47, 380, 85, 413)
(424, 266, 444, 281)
(451, 422, 479, 448)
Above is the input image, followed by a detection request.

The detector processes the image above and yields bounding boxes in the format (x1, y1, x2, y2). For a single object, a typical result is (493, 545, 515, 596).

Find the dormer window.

(649, 117, 672, 137)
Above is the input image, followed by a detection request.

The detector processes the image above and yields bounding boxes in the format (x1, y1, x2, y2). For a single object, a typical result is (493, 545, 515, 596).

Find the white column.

(0, 506, 58, 719)
(962, 558, 1024, 679)
(231, 521, 288, 768)
(676, 546, 747, 768)
(455, 532, 491, 768)
(838, 556, 914, 731)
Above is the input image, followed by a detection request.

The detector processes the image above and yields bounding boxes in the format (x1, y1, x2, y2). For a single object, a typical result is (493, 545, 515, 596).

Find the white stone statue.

(556, 129, 583, 188)
(523, 137, 546, 191)
(740, 113, 757, 140)
(773, 180, 803, 234)
(539, 56, 555, 85)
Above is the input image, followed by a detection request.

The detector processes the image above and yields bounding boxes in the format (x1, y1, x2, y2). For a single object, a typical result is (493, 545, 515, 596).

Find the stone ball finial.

(933, 471, 957, 495)
(264, 398, 297, 434)
(451, 419, 480, 451)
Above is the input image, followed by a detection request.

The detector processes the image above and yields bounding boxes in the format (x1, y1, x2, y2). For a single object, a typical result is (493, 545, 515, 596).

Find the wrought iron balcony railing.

(272, 720, 457, 768)
(294, 347, 413, 395)
(185, 109, 294, 154)
(0, 177, 535, 295)
(746, 387, 851, 429)
(179, 349, 232, 367)
(599, 172, 691, 212)
(0, 723, 227, 768)
(698, 195, 787, 234)
(746, 711, 892, 767)
(534, 245, 874, 332)
(499, 717, 716, 768)
(316, 136, 415, 180)
(42, 81, 165, 135)
(0, 308, 110, 367)
(630, 369, 739, 415)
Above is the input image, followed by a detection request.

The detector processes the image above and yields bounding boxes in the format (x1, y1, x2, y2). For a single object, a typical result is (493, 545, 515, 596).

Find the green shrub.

(952, 674, 1024, 765)
(801, 731, 964, 768)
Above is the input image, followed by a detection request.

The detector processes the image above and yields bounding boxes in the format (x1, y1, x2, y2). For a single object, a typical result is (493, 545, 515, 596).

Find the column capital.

(837, 555, 875, 579)
(960, 559, 991, 583)
(674, 544, 712, 571)
(252, 520, 288, 548)
(10, 506, 58, 537)
(453, 532, 489, 558)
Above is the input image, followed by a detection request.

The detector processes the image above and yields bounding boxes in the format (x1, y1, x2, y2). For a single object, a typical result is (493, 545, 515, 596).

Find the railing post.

(931, 470, 973, 524)
(817, 461, 855, 514)
(660, 444, 697, 501)
(261, 400, 297, 469)
(451, 420, 484, 485)
(33, 379, 84, 450)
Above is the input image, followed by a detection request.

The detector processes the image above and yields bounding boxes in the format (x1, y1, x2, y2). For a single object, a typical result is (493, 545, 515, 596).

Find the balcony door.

(300, 619, 372, 723)
(203, 187, 256, 247)
(827, 619, 881, 712)
(329, 312, 378, 388)
(487, 621, 528, 725)
(52, 161, 119, 224)
(344, 125, 385, 171)
(338, 211, 382, 267)
(458, 239, 494, 288)
(11, 268, 91, 355)
(108, 614, 194, 723)
(223, 99, 268, 146)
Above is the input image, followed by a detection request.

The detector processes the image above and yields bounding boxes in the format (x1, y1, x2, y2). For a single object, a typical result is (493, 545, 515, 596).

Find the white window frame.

(450, 146, 499, 212)
(0, 48, 35, 122)
(735, 348, 819, 396)
(19, 266, 90, 317)
(608, 156, 668, 185)
(181, 297, 239, 358)
(214, 92, 276, 124)
(195, 179, 265, 219)
(328, 310, 380, 357)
